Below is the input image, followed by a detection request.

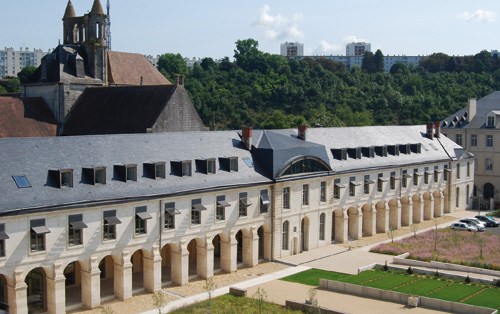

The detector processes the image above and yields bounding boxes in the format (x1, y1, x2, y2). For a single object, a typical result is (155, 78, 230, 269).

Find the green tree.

(234, 38, 262, 72)
(390, 63, 409, 75)
(17, 66, 37, 84)
(260, 110, 306, 129)
(419, 53, 450, 73)
(157, 53, 188, 80)
(374, 49, 385, 73)
(361, 51, 375, 73)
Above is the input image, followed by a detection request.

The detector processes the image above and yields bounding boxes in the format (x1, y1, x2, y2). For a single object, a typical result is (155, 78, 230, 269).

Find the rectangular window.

(334, 179, 343, 199)
(182, 161, 192, 176)
(0, 224, 8, 257)
(94, 167, 106, 184)
(260, 189, 270, 213)
(424, 168, 431, 184)
(413, 169, 419, 186)
(302, 184, 309, 205)
(60, 170, 73, 188)
(320, 181, 326, 202)
(434, 166, 440, 183)
(230, 157, 238, 171)
(402, 170, 408, 188)
(456, 164, 461, 180)
(364, 175, 372, 194)
(444, 165, 449, 181)
(455, 134, 462, 146)
(377, 173, 384, 192)
(68, 214, 87, 246)
(390, 171, 397, 190)
(467, 162, 470, 177)
(487, 116, 495, 127)
(471, 134, 477, 147)
(155, 163, 165, 179)
(135, 206, 151, 235)
(164, 202, 179, 229)
(239, 192, 251, 217)
(319, 214, 325, 241)
(216, 196, 230, 220)
(103, 210, 121, 241)
(126, 165, 137, 181)
(487, 135, 493, 147)
(12, 175, 31, 188)
(349, 177, 357, 196)
(207, 159, 216, 174)
(283, 187, 290, 209)
(486, 159, 493, 171)
(191, 199, 205, 224)
(30, 219, 50, 252)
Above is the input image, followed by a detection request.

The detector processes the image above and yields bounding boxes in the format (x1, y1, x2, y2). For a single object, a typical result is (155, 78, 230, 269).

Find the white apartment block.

(280, 42, 304, 57)
(0, 125, 472, 313)
(0, 47, 50, 78)
(346, 42, 371, 56)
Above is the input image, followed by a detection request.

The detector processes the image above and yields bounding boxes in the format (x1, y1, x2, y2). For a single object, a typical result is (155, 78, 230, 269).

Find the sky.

(2, 0, 499, 59)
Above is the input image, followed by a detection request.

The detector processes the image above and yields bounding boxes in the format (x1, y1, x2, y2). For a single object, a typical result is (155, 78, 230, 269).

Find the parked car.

(450, 222, 478, 232)
(459, 219, 485, 231)
(465, 217, 487, 228)
(475, 215, 500, 227)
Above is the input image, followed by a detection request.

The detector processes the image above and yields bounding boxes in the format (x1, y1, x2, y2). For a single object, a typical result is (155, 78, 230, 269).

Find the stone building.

(0, 123, 472, 313)
(441, 91, 500, 209)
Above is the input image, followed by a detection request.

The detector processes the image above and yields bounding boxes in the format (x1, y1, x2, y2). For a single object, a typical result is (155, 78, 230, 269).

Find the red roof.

(0, 97, 58, 138)
(107, 51, 171, 86)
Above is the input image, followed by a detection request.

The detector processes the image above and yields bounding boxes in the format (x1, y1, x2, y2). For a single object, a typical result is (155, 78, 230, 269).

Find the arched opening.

(0, 275, 8, 313)
(279, 156, 330, 177)
(388, 199, 399, 229)
(375, 202, 387, 233)
(400, 197, 411, 226)
(362, 204, 374, 237)
(131, 250, 146, 294)
(99, 255, 116, 300)
(25, 267, 47, 313)
(187, 239, 199, 278)
(282, 221, 289, 251)
(161, 244, 173, 285)
(236, 231, 243, 264)
(332, 210, 345, 243)
(212, 235, 221, 272)
(300, 217, 309, 252)
(73, 24, 78, 43)
(484, 183, 495, 200)
(257, 226, 265, 261)
(64, 261, 85, 310)
(348, 207, 360, 240)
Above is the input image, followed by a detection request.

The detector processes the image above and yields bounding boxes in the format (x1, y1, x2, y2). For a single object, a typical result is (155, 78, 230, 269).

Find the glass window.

(94, 168, 106, 184)
(349, 177, 356, 196)
(455, 134, 462, 146)
(216, 196, 228, 221)
(302, 184, 309, 205)
(68, 214, 86, 246)
(486, 159, 493, 171)
(283, 187, 290, 209)
(364, 175, 371, 194)
(182, 161, 192, 176)
(60, 170, 73, 188)
(320, 181, 326, 202)
(12, 175, 31, 188)
(456, 187, 460, 208)
(282, 221, 289, 250)
(281, 158, 328, 176)
(30, 219, 49, 252)
(207, 159, 216, 174)
(390, 172, 397, 190)
(239, 192, 250, 217)
(103, 210, 120, 241)
(260, 189, 270, 213)
(155, 163, 165, 179)
(413, 169, 419, 186)
(456, 164, 461, 180)
(467, 162, 470, 177)
(191, 199, 203, 224)
(334, 179, 341, 199)
(487, 116, 495, 127)
(471, 134, 477, 147)
(126, 165, 137, 181)
(319, 213, 325, 240)
(434, 166, 440, 183)
(164, 202, 177, 229)
(402, 170, 408, 188)
(487, 135, 493, 147)
(377, 174, 383, 192)
(230, 157, 238, 171)
(0, 224, 7, 257)
(135, 206, 151, 235)
(466, 185, 470, 205)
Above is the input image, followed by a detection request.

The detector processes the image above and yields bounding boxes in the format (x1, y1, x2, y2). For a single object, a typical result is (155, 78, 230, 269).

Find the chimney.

(434, 122, 441, 138)
(468, 98, 477, 122)
(242, 127, 253, 150)
(426, 122, 434, 139)
(298, 125, 308, 141)
(175, 74, 184, 87)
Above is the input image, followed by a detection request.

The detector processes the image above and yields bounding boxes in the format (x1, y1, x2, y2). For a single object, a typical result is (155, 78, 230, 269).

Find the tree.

(200, 57, 217, 71)
(151, 291, 167, 314)
(253, 287, 267, 314)
(374, 49, 385, 73)
(204, 277, 217, 301)
(361, 51, 375, 73)
(157, 53, 188, 80)
(419, 53, 450, 73)
(259, 110, 306, 129)
(390, 63, 409, 75)
(17, 66, 37, 84)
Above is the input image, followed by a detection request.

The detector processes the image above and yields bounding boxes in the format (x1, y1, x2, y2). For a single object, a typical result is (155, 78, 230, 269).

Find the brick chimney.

(175, 74, 184, 86)
(434, 122, 441, 138)
(298, 125, 308, 141)
(468, 98, 477, 122)
(242, 127, 253, 150)
(426, 122, 434, 139)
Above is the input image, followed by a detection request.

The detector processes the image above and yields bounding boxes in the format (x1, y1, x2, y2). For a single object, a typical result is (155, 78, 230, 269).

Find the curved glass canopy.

(280, 157, 329, 177)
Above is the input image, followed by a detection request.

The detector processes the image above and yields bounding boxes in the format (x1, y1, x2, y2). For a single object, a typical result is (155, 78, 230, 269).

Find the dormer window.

(400, 144, 411, 155)
(219, 157, 238, 172)
(487, 115, 495, 127)
(410, 144, 421, 154)
(170, 160, 192, 177)
(388, 145, 399, 156)
(12, 175, 31, 188)
(49, 169, 73, 188)
(83, 166, 106, 185)
(347, 148, 361, 159)
(114, 164, 137, 182)
(362, 147, 375, 158)
(196, 158, 216, 174)
(375, 146, 388, 157)
(144, 162, 165, 179)
(332, 149, 347, 160)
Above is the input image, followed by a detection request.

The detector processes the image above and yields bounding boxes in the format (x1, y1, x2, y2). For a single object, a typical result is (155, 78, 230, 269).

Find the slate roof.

(0, 96, 57, 138)
(442, 91, 500, 129)
(107, 51, 171, 86)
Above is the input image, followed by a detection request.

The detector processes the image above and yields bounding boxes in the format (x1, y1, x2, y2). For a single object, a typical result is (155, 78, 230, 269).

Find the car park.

(475, 215, 500, 227)
(450, 222, 478, 232)
(459, 219, 485, 231)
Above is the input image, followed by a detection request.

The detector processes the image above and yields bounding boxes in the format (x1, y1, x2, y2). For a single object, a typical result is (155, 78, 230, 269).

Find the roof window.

(196, 158, 216, 174)
(114, 164, 137, 182)
(12, 175, 31, 188)
(170, 160, 192, 177)
(331, 149, 347, 160)
(83, 166, 106, 185)
(144, 162, 165, 179)
(219, 157, 238, 172)
(49, 169, 73, 188)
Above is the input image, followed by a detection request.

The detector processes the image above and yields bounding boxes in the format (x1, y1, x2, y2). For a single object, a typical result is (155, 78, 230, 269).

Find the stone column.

(144, 245, 162, 292)
(220, 233, 237, 273)
(389, 199, 401, 229)
(263, 230, 272, 261)
(171, 241, 189, 286)
(46, 263, 66, 314)
(81, 256, 100, 309)
(402, 199, 413, 227)
(114, 251, 132, 301)
(9, 270, 27, 314)
(243, 227, 258, 267)
(434, 192, 443, 217)
(362, 205, 376, 237)
(197, 236, 214, 279)
(413, 196, 423, 223)
(424, 194, 434, 220)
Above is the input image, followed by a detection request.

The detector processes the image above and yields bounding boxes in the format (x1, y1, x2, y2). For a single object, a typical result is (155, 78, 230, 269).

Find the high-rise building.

(0, 47, 49, 78)
(346, 42, 371, 56)
(280, 42, 304, 57)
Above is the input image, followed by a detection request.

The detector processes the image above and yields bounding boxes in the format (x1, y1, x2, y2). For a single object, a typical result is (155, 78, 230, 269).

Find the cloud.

(342, 35, 367, 43)
(458, 10, 496, 23)
(311, 35, 366, 55)
(253, 5, 304, 42)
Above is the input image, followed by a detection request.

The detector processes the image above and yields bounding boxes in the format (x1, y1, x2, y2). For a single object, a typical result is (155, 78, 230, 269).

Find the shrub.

(465, 275, 471, 284)
(407, 266, 414, 275)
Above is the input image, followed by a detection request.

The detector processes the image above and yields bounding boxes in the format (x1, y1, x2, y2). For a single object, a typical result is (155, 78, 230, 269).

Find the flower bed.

(370, 229, 500, 270)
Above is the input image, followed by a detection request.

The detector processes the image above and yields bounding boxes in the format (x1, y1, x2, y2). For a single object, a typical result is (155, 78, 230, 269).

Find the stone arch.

(130, 249, 150, 294)
(187, 238, 205, 279)
(25, 267, 50, 313)
(484, 183, 495, 200)
(257, 224, 271, 261)
(300, 216, 310, 252)
(0, 274, 10, 313)
(63, 260, 87, 309)
(423, 192, 433, 220)
(388, 199, 400, 229)
(98, 254, 120, 300)
(332, 209, 345, 243)
(412, 194, 422, 223)
(347, 207, 361, 240)
(161, 243, 178, 286)
(433, 191, 443, 217)
(375, 201, 387, 233)
(400, 197, 411, 226)
(362, 204, 375, 237)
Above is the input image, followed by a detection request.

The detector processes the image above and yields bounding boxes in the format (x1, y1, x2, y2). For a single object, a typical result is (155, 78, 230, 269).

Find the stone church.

(11, 0, 206, 136)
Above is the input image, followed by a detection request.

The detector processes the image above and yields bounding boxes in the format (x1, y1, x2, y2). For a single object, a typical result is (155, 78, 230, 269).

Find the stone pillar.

(114, 251, 132, 301)
(9, 270, 27, 314)
(81, 259, 101, 309)
(144, 245, 162, 292)
(434, 192, 443, 217)
(362, 206, 376, 237)
(334, 211, 347, 243)
(171, 241, 189, 286)
(263, 230, 272, 261)
(197, 236, 214, 279)
(220, 233, 237, 273)
(348, 208, 363, 240)
(243, 227, 258, 267)
(413, 197, 423, 223)
(402, 199, 413, 227)
(46, 263, 66, 314)
(424, 194, 434, 220)
(389, 199, 401, 229)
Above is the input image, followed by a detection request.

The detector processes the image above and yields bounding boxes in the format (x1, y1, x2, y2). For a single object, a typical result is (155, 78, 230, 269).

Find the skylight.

(13, 175, 31, 188)
(243, 157, 254, 168)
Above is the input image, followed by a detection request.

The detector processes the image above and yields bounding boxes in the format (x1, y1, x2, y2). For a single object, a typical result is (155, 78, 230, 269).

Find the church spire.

(91, 0, 105, 15)
(63, 0, 76, 19)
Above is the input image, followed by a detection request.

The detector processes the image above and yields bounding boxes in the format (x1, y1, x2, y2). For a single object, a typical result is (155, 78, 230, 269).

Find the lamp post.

(478, 194, 482, 216)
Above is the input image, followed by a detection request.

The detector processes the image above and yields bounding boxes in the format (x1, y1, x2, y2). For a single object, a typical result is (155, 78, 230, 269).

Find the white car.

(465, 217, 487, 228)
(459, 219, 485, 231)
(450, 222, 478, 232)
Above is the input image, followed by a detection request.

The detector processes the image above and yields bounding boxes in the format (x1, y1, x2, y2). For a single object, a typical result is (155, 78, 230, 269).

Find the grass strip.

(426, 284, 483, 302)
(463, 288, 500, 309)
(339, 270, 387, 285)
(280, 268, 351, 286)
(393, 278, 449, 295)
(361, 274, 416, 290)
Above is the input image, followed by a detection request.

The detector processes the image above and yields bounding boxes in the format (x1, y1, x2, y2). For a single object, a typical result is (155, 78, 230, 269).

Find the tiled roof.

(108, 51, 171, 86)
(0, 97, 57, 138)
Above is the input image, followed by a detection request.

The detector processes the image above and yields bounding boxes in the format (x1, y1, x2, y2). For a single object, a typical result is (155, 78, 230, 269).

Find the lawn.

(393, 278, 450, 295)
(339, 270, 387, 285)
(370, 228, 500, 271)
(463, 288, 500, 309)
(280, 268, 351, 286)
(168, 294, 304, 313)
(361, 274, 416, 290)
(426, 283, 484, 302)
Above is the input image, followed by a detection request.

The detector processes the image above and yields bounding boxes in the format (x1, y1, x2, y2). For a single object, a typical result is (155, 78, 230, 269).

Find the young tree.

(204, 277, 217, 301)
(253, 287, 267, 314)
(151, 291, 167, 314)
(17, 66, 37, 84)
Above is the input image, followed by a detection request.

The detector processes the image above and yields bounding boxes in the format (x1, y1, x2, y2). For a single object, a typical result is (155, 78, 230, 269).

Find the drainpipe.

(270, 185, 275, 262)
(158, 200, 162, 260)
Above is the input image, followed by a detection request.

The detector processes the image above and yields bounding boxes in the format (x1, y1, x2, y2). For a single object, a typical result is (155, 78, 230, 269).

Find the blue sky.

(2, 0, 499, 59)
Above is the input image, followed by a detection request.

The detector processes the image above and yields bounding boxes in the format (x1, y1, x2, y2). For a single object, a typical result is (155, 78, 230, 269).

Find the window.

(196, 159, 216, 174)
(170, 160, 192, 176)
(216, 196, 230, 221)
(260, 189, 270, 213)
(434, 166, 440, 183)
(12, 175, 31, 188)
(126, 165, 137, 181)
(207, 159, 216, 174)
(487, 116, 495, 127)
(487, 135, 493, 147)
(60, 170, 73, 187)
(164, 202, 179, 229)
(377, 174, 385, 192)
(364, 175, 373, 194)
(114, 164, 136, 182)
(239, 192, 251, 217)
(320, 181, 326, 202)
(230, 157, 238, 171)
(281, 158, 329, 176)
(486, 159, 493, 171)
(30, 219, 50, 252)
(182, 161, 192, 176)
(243, 157, 254, 168)
(332, 149, 347, 160)
(402, 170, 408, 188)
(390, 172, 398, 190)
(471, 134, 477, 147)
(413, 169, 421, 186)
(349, 177, 359, 196)
(334, 179, 344, 199)
(466, 185, 470, 205)
(444, 165, 450, 181)
(219, 157, 238, 172)
(191, 199, 205, 225)
(68, 214, 87, 246)
(0, 224, 9, 257)
(467, 162, 471, 177)
(144, 162, 165, 179)
(103, 210, 121, 241)
(135, 206, 151, 235)
(455, 134, 462, 146)
(456, 187, 460, 208)
(282, 221, 289, 250)
(302, 184, 309, 205)
(456, 164, 461, 180)
(319, 213, 325, 241)
(283, 187, 290, 209)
